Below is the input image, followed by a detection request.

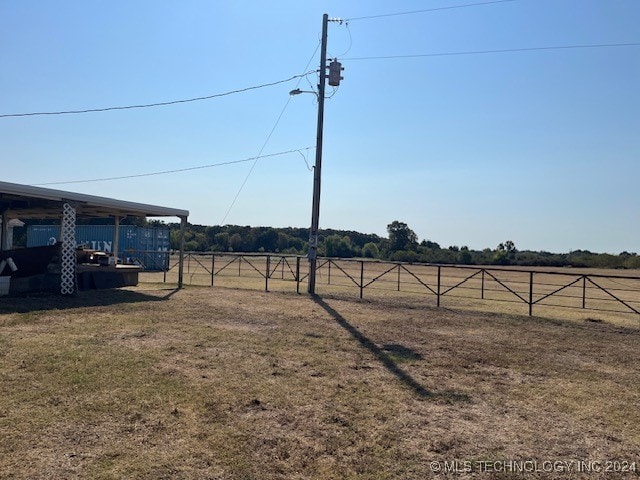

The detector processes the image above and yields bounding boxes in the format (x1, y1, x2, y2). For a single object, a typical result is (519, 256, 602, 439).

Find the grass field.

(1, 285, 639, 479)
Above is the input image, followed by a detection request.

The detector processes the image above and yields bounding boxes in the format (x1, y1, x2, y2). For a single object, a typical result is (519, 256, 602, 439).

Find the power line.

(219, 41, 322, 225)
(0, 73, 314, 119)
(32, 147, 315, 186)
(218, 99, 294, 225)
(344, 42, 640, 61)
(346, 0, 517, 21)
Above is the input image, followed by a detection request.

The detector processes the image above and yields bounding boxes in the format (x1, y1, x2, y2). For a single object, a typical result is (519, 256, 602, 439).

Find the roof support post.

(0, 211, 8, 251)
(177, 216, 187, 289)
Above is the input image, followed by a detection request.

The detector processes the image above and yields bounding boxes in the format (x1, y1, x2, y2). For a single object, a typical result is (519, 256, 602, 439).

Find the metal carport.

(0, 180, 189, 292)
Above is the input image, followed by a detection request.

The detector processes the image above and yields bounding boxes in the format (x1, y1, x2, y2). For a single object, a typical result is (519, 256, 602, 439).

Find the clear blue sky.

(1, 0, 638, 254)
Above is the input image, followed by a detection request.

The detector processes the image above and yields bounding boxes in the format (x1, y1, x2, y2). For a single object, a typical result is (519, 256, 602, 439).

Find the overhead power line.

(344, 42, 640, 61)
(347, 0, 517, 21)
(0, 72, 314, 119)
(32, 147, 315, 186)
(219, 41, 322, 225)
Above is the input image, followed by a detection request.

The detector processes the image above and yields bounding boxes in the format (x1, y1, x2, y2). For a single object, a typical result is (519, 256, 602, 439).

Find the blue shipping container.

(27, 225, 170, 271)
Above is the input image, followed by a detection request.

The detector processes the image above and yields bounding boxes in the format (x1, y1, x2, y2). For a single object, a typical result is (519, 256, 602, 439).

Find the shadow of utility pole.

(312, 295, 470, 402)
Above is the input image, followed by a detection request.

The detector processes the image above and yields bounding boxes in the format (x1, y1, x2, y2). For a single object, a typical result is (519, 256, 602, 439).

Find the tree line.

(161, 220, 640, 270)
(12, 217, 637, 269)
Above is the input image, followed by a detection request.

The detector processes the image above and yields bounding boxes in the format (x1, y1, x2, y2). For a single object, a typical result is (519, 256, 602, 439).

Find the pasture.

(1, 285, 638, 479)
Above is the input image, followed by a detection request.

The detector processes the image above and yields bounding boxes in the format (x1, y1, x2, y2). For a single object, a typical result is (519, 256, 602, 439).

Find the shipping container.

(27, 225, 170, 271)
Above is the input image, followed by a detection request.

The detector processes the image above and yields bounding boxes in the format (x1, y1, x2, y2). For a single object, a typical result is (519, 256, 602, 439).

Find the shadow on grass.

(0, 288, 178, 314)
(312, 296, 470, 402)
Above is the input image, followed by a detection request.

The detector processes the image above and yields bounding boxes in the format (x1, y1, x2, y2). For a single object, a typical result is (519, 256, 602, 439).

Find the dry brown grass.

(1, 286, 639, 479)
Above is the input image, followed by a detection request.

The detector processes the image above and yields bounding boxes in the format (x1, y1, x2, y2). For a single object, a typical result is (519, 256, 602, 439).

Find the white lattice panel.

(61, 203, 76, 295)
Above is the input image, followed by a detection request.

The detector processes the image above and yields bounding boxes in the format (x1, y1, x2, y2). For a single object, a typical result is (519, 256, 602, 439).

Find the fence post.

(238, 256, 242, 277)
(265, 255, 270, 292)
(328, 261, 331, 285)
(296, 256, 301, 294)
(529, 271, 534, 316)
(211, 254, 215, 287)
(281, 256, 285, 279)
(359, 261, 364, 299)
(437, 266, 441, 307)
(481, 269, 485, 299)
(397, 264, 401, 291)
(582, 275, 587, 309)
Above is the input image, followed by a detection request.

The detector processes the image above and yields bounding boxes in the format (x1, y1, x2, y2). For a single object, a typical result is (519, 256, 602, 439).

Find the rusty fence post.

(211, 253, 216, 287)
(265, 255, 270, 292)
(529, 271, 534, 316)
(437, 266, 441, 307)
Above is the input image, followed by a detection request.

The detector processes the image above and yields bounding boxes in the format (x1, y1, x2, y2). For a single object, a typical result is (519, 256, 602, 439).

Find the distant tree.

(256, 228, 278, 252)
(193, 232, 208, 251)
(213, 232, 230, 251)
(324, 234, 354, 258)
(392, 250, 419, 262)
(420, 239, 440, 249)
(387, 221, 418, 251)
(229, 233, 243, 252)
(184, 240, 199, 251)
(624, 255, 640, 269)
(494, 240, 517, 265)
(497, 240, 517, 254)
(205, 225, 223, 245)
(147, 219, 167, 228)
(362, 242, 379, 258)
(458, 246, 472, 265)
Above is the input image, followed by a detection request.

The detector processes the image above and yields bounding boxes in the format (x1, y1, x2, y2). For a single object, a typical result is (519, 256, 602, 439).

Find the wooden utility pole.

(307, 13, 329, 295)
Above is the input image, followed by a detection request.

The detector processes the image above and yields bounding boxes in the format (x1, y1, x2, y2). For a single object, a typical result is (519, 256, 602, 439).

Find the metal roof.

(0, 181, 189, 219)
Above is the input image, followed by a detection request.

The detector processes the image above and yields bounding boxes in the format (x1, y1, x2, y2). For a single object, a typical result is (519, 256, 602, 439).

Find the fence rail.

(141, 252, 640, 320)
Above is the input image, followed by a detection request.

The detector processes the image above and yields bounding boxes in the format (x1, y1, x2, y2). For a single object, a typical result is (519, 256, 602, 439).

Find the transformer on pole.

(328, 60, 344, 87)
(307, 14, 344, 295)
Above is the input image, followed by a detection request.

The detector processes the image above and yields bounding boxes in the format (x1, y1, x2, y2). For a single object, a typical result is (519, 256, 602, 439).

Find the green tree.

(323, 234, 354, 258)
(458, 246, 472, 265)
(392, 250, 419, 262)
(387, 221, 418, 252)
(362, 242, 379, 258)
(213, 232, 230, 251)
(229, 233, 243, 252)
(494, 240, 517, 265)
(256, 228, 278, 252)
(420, 239, 440, 249)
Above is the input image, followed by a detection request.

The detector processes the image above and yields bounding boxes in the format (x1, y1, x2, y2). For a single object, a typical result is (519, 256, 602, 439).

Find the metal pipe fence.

(140, 252, 640, 320)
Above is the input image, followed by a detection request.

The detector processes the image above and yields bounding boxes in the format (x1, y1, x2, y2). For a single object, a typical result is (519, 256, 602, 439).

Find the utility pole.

(307, 13, 329, 295)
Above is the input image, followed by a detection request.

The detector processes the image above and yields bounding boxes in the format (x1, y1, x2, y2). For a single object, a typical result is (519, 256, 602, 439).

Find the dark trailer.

(0, 181, 188, 296)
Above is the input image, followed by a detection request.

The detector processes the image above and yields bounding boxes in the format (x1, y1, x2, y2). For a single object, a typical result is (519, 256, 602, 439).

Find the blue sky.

(1, 0, 638, 253)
